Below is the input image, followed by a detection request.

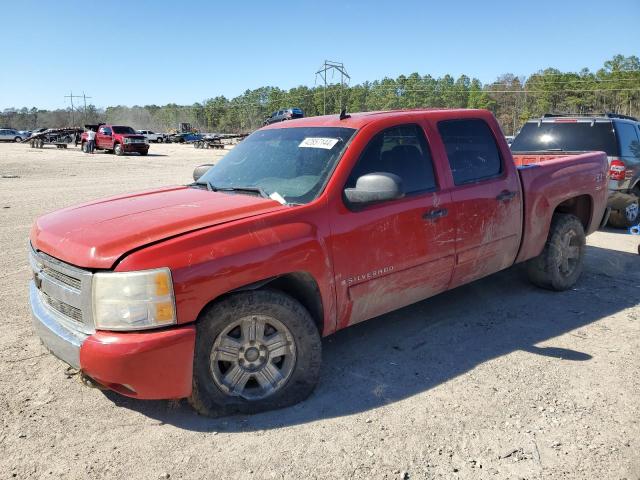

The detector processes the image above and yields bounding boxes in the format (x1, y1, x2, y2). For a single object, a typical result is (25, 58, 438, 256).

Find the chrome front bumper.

(29, 281, 87, 368)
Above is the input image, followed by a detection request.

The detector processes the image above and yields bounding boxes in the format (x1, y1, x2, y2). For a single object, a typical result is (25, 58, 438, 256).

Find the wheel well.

(201, 272, 325, 335)
(554, 194, 592, 230)
(265, 273, 324, 335)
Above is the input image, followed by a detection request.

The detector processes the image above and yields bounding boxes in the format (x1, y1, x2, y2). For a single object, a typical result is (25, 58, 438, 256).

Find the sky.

(1, 0, 638, 110)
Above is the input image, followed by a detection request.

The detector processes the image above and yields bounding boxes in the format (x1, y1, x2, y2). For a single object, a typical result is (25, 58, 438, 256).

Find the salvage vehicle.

(80, 124, 149, 156)
(167, 132, 203, 144)
(0, 128, 27, 142)
(137, 130, 165, 143)
(263, 108, 304, 125)
(29, 109, 607, 416)
(511, 113, 640, 228)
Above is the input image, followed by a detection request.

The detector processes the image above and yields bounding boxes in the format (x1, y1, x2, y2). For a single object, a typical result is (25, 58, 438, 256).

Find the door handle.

(423, 208, 448, 221)
(496, 190, 516, 201)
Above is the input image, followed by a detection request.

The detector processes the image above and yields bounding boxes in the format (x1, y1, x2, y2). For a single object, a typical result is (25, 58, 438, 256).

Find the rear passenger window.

(438, 119, 502, 185)
(346, 124, 437, 195)
(616, 122, 640, 159)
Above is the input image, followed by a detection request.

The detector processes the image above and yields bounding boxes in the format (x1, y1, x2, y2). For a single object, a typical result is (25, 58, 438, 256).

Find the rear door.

(330, 122, 456, 328)
(437, 118, 522, 288)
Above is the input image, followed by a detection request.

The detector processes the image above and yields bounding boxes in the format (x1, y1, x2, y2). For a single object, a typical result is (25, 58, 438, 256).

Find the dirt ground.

(0, 141, 639, 480)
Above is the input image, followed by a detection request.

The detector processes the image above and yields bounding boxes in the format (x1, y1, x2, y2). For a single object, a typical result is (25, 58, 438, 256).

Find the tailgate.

(513, 152, 584, 167)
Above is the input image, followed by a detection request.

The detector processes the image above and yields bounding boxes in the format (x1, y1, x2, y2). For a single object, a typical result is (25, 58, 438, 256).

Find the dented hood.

(30, 186, 284, 269)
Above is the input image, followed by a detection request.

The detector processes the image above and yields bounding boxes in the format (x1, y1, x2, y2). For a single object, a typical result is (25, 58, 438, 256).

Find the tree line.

(2, 54, 638, 135)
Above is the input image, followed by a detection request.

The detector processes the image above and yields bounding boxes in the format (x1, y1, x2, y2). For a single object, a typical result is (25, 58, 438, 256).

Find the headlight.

(92, 268, 176, 330)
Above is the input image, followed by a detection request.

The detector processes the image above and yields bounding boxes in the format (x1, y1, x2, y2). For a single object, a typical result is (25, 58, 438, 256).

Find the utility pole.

(64, 91, 92, 126)
(82, 92, 92, 123)
(315, 60, 350, 115)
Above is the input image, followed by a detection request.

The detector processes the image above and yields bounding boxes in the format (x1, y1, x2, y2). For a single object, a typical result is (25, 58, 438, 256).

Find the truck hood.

(31, 186, 284, 269)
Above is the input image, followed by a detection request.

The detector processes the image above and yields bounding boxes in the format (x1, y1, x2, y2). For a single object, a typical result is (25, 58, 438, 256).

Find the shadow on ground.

(105, 245, 640, 431)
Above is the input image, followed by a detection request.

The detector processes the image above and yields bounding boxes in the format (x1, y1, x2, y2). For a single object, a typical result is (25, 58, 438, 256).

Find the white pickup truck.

(136, 130, 165, 143)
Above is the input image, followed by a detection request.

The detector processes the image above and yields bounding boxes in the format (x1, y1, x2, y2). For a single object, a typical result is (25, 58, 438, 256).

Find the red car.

(29, 109, 607, 416)
(81, 124, 149, 156)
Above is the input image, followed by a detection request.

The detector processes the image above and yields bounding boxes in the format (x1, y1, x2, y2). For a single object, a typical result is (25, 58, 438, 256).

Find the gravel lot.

(1, 141, 639, 480)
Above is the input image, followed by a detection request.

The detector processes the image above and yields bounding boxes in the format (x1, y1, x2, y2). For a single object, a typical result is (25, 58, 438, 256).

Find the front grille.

(41, 291, 83, 323)
(41, 266, 81, 290)
(30, 246, 95, 333)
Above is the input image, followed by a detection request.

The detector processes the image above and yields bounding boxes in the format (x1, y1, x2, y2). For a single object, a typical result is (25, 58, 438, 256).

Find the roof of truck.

(263, 108, 492, 130)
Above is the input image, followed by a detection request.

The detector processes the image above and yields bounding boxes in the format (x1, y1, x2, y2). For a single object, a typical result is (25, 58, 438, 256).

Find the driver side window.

(346, 124, 437, 195)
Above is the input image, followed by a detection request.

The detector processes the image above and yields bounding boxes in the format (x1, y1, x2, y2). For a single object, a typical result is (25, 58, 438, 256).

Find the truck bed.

(515, 151, 608, 264)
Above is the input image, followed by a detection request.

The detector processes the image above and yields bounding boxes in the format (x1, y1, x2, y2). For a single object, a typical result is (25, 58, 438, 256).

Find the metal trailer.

(28, 128, 83, 149)
(193, 133, 249, 150)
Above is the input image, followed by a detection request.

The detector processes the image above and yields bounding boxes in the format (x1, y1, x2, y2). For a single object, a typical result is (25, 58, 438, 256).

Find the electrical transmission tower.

(315, 60, 350, 115)
(64, 91, 92, 126)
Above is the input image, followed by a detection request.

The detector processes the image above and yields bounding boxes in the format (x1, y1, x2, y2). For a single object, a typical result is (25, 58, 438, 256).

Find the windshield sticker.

(299, 137, 340, 149)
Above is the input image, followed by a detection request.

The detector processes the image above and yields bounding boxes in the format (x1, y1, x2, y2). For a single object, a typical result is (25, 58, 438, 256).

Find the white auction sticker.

(299, 137, 340, 149)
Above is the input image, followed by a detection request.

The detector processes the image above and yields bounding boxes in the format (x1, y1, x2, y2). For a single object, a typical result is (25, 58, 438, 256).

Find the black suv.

(263, 108, 304, 126)
(511, 113, 640, 228)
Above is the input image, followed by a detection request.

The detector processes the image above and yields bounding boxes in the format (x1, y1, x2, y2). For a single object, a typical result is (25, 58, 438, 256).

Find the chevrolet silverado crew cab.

(29, 109, 607, 416)
(511, 113, 640, 228)
(81, 124, 149, 156)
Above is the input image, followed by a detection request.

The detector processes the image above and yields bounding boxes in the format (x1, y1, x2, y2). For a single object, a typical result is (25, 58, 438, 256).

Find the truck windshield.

(112, 126, 137, 134)
(197, 126, 356, 204)
(511, 121, 618, 155)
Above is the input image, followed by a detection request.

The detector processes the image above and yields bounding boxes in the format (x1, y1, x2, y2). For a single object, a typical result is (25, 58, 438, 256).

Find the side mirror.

(193, 164, 214, 182)
(344, 172, 404, 206)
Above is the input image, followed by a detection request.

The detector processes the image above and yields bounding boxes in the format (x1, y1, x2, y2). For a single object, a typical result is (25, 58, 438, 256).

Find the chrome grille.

(29, 245, 95, 334)
(41, 266, 81, 290)
(41, 291, 83, 323)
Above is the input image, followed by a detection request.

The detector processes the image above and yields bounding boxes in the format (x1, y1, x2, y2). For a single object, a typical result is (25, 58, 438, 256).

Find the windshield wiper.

(214, 185, 270, 199)
(191, 182, 269, 198)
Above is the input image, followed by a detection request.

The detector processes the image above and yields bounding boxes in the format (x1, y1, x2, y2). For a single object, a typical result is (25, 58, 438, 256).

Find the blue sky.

(1, 0, 638, 110)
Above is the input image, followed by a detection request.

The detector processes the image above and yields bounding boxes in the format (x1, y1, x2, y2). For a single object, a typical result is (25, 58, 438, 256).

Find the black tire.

(139, 150, 148, 156)
(189, 290, 322, 417)
(14, 136, 21, 142)
(527, 213, 586, 291)
(157, 138, 163, 143)
(114, 143, 123, 156)
(608, 198, 639, 229)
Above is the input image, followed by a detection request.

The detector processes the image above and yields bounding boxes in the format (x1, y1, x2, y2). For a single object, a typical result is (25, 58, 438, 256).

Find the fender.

(114, 199, 338, 335)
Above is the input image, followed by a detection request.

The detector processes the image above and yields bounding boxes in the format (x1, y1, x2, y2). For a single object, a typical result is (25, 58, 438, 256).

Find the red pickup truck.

(29, 109, 607, 416)
(81, 124, 149, 156)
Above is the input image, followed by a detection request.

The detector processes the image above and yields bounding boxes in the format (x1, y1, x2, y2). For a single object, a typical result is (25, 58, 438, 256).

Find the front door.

(436, 118, 522, 288)
(330, 123, 457, 329)
(97, 126, 112, 149)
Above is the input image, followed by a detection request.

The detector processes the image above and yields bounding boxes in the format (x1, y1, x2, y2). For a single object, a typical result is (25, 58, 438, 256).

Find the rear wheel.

(189, 290, 321, 417)
(114, 143, 123, 156)
(527, 213, 585, 291)
(608, 198, 639, 228)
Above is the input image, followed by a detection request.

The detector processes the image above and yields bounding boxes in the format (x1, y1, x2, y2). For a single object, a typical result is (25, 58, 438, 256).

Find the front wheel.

(157, 137, 163, 143)
(114, 143, 123, 156)
(527, 213, 586, 291)
(14, 136, 21, 142)
(189, 290, 321, 417)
